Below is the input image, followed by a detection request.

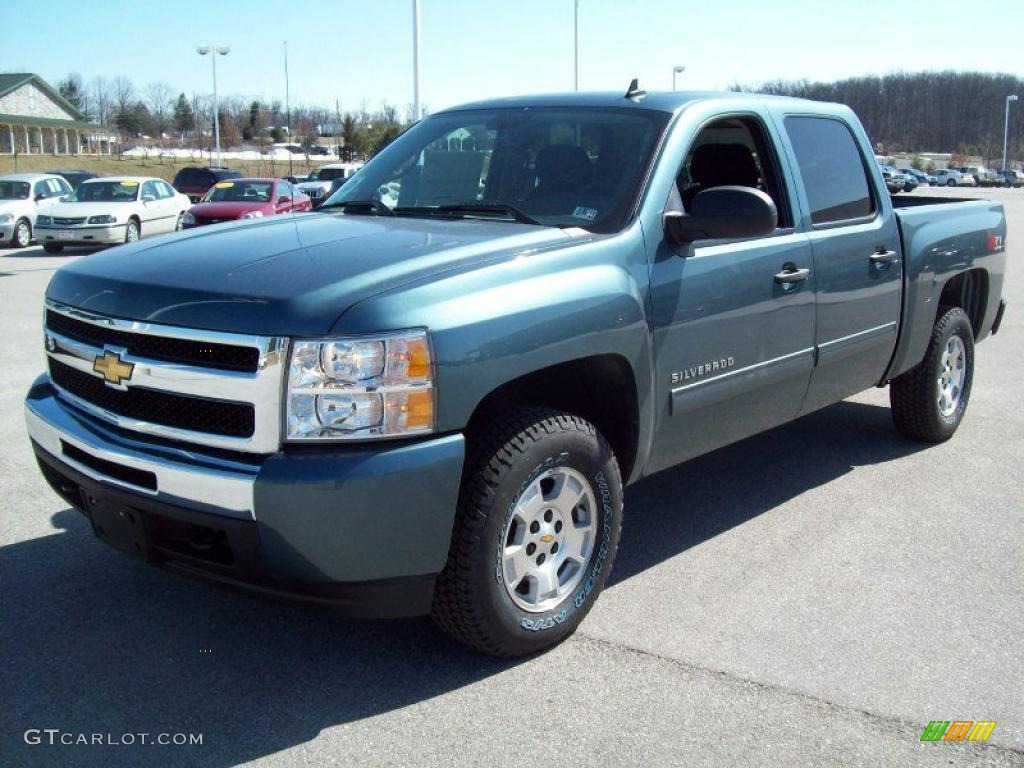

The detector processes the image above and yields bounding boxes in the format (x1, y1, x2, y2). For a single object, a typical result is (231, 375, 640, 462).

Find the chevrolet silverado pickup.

(25, 90, 1007, 657)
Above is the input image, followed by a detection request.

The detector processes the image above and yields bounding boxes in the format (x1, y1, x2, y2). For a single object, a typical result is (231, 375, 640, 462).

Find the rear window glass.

(784, 117, 874, 225)
(174, 169, 211, 187)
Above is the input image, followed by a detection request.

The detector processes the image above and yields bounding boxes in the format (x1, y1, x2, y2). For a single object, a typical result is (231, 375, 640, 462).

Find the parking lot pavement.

(1, 193, 1022, 767)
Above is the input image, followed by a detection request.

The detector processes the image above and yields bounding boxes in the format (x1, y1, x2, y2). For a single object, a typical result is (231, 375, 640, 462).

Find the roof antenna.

(625, 78, 646, 100)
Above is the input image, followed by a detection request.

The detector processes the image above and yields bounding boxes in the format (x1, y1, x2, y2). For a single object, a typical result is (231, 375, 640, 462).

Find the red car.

(181, 178, 312, 228)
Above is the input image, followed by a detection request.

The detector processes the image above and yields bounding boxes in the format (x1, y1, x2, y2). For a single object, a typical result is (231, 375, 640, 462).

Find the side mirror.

(277, 196, 290, 204)
(142, 194, 156, 203)
(34, 194, 45, 202)
(665, 186, 778, 246)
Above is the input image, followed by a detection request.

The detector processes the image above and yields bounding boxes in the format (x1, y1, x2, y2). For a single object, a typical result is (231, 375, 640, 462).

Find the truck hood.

(45, 211, 572, 336)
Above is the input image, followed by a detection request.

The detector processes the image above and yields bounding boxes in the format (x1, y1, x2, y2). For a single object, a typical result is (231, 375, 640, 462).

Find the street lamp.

(412, 0, 421, 121)
(197, 45, 230, 166)
(672, 65, 686, 91)
(1003, 94, 1018, 171)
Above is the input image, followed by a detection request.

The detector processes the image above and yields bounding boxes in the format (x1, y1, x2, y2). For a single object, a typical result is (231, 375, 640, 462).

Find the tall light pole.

(672, 65, 686, 91)
(1003, 94, 1018, 171)
(412, 0, 421, 121)
(197, 45, 230, 166)
(284, 40, 292, 176)
(573, 0, 580, 91)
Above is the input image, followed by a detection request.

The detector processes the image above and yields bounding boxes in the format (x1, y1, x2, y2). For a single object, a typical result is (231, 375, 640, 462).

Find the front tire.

(432, 407, 622, 657)
(12, 218, 31, 248)
(125, 219, 140, 243)
(890, 307, 974, 443)
(947, 179, 957, 187)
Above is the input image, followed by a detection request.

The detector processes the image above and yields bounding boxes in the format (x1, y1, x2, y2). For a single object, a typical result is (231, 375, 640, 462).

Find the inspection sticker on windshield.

(214, 181, 234, 189)
(572, 206, 598, 221)
(120, 181, 138, 187)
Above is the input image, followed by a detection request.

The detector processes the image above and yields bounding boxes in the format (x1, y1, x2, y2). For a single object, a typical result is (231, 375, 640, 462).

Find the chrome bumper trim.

(26, 393, 257, 519)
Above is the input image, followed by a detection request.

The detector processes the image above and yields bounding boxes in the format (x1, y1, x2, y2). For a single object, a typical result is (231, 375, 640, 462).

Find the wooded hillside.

(734, 72, 1024, 162)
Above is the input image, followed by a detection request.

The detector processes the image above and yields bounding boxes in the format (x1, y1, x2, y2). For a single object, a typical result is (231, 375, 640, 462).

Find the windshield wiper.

(320, 199, 394, 216)
(435, 203, 540, 225)
(393, 203, 540, 225)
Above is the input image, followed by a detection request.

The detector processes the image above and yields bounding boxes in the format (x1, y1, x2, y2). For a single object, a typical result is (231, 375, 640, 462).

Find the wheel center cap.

(540, 533, 554, 544)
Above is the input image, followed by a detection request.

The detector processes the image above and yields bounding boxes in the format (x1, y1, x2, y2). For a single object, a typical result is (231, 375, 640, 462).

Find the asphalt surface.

(1, 187, 1021, 767)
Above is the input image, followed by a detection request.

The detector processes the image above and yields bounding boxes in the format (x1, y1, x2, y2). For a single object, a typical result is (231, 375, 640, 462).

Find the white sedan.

(34, 176, 191, 252)
(0, 173, 73, 248)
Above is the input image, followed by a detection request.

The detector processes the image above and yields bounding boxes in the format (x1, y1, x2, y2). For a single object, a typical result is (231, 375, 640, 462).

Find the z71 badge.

(671, 356, 735, 385)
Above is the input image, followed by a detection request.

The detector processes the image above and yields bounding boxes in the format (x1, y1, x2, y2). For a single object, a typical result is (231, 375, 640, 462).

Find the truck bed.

(885, 196, 1007, 380)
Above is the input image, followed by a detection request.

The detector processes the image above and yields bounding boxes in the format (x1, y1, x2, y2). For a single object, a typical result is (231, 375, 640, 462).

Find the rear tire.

(947, 179, 956, 187)
(432, 406, 622, 657)
(42, 243, 64, 253)
(12, 218, 31, 248)
(890, 307, 974, 443)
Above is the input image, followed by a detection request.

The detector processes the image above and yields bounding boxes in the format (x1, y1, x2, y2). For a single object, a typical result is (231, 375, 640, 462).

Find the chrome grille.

(52, 217, 87, 226)
(43, 301, 288, 453)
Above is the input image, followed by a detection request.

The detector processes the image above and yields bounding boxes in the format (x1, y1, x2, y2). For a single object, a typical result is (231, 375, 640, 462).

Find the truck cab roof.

(438, 90, 832, 116)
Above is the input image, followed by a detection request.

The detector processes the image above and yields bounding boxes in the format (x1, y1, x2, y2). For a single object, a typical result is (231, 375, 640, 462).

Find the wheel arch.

(937, 267, 988, 337)
(465, 354, 641, 482)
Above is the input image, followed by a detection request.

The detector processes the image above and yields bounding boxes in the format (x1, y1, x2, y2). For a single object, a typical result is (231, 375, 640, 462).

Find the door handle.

(870, 249, 897, 264)
(774, 266, 811, 284)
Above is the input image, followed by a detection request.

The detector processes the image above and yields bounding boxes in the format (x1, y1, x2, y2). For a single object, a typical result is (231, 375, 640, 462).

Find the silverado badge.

(93, 350, 134, 386)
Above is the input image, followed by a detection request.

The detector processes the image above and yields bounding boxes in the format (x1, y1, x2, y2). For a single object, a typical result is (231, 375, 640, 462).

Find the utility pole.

(1003, 94, 1018, 171)
(412, 0, 421, 121)
(574, 0, 580, 91)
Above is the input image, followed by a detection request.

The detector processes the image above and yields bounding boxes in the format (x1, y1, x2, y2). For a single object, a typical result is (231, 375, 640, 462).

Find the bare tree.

(144, 82, 173, 141)
(88, 76, 113, 125)
(111, 76, 135, 131)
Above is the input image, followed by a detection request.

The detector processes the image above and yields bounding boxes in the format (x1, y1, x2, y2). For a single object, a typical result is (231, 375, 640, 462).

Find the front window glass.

(325, 107, 670, 233)
(202, 181, 273, 203)
(70, 181, 141, 202)
(0, 181, 30, 200)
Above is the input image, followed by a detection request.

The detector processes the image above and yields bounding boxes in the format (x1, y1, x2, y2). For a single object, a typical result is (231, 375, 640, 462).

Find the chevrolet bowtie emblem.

(93, 350, 134, 386)
(540, 534, 554, 544)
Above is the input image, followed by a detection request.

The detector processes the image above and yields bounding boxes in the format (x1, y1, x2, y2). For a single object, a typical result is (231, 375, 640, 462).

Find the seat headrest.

(689, 143, 760, 189)
(535, 146, 590, 184)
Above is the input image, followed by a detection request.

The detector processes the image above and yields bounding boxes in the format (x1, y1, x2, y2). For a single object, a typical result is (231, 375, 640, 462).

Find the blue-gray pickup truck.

(26, 90, 1007, 656)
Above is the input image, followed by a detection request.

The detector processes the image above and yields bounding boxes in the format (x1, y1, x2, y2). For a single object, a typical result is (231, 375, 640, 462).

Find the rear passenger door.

(777, 115, 902, 415)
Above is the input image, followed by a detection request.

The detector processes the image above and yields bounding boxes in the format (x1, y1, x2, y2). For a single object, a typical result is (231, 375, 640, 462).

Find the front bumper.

(25, 377, 466, 617)
(36, 224, 126, 246)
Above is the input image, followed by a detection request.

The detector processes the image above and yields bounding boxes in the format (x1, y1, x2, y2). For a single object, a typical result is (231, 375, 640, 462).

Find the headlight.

(36, 215, 51, 225)
(88, 215, 117, 224)
(0, 213, 13, 224)
(182, 212, 195, 225)
(241, 211, 263, 219)
(286, 330, 434, 441)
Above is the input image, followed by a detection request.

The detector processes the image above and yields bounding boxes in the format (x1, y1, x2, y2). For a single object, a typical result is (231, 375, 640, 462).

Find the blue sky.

(4, 0, 1022, 114)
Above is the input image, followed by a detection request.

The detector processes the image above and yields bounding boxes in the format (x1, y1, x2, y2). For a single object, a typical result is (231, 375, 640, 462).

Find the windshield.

(317, 168, 346, 181)
(324, 106, 670, 232)
(70, 181, 140, 202)
(0, 181, 30, 200)
(202, 180, 273, 203)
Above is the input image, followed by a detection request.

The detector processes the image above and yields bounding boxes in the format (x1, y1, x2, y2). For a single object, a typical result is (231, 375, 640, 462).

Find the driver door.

(646, 114, 816, 474)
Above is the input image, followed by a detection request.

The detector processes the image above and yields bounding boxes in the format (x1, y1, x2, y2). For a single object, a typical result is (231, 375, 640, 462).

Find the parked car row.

(0, 162, 360, 250)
